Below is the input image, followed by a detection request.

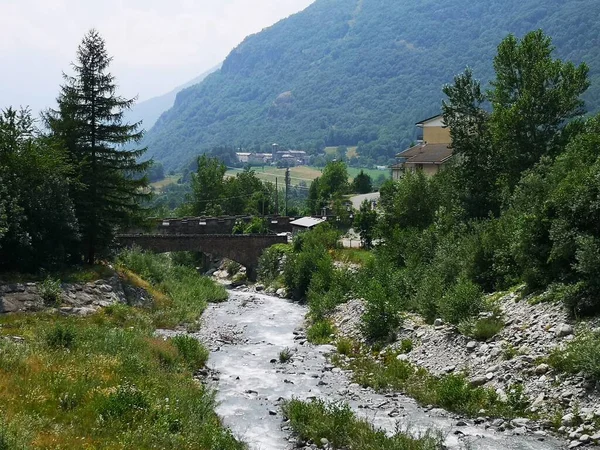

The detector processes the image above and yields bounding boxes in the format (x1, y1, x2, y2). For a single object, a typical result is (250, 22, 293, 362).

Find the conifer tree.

(47, 29, 150, 264)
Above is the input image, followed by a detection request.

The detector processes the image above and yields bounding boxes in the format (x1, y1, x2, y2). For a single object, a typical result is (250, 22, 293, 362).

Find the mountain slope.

(144, 0, 600, 170)
(127, 65, 220, 131)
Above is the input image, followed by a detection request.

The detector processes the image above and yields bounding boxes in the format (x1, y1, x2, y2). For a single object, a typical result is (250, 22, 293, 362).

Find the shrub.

(45, 323, 76, 349)
(548, 330, 600, 381)
(459, 316, 505, 341)
(279, 347, 293, 363)
(98, 382, 149, 419)
(336, 338, 353, 356)
(39, 277, 62, 305)
(438, 277, 483, 325)
(257, 244, 291, 284)
(361, 281, 401, 343)
(284, 245, 333, 301)
(400, 339, 413, 354)
(307, 320, 334, 344)
(171, 335, 209, 370)
(226, 261, 242, 277)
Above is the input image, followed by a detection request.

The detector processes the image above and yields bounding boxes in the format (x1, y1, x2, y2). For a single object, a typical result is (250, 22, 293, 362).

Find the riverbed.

(193, 289, 565, 450)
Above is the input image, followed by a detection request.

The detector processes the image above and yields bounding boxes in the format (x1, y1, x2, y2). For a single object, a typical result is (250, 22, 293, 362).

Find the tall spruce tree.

(47, 29, 150, 264)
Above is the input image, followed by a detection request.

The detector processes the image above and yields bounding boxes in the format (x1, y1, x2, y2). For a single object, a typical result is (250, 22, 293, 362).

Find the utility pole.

(275, 177, 279, 216)
(285, 168, 290, 216)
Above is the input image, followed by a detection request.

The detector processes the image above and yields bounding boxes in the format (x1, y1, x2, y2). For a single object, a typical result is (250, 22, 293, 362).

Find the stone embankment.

(0, 273, 149, 316)
(331, 293, 600, 448)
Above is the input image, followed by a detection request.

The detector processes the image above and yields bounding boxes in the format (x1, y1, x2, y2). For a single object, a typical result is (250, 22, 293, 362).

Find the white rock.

(396, 354, 409, 362)
(558, 324, 574, 337)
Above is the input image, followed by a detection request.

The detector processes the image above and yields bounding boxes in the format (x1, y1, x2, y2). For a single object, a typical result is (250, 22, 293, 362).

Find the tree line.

(0, 30, 148, 272)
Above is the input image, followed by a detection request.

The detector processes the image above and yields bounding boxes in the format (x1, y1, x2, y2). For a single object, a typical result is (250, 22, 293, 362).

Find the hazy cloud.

(0, 0, 314, 114)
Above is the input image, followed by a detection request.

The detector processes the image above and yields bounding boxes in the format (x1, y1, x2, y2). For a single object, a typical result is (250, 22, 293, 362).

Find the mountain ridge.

(143, 0, 600, 170)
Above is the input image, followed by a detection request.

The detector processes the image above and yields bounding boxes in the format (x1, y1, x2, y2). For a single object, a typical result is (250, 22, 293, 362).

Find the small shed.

(290, 217, 326, 235)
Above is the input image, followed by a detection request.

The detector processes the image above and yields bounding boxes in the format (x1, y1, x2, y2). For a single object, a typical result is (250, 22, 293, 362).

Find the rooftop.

(290, 217, 326, 229)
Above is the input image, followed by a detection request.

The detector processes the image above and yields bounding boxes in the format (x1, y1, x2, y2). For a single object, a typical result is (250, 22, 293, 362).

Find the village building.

(391, 114, 453, 180)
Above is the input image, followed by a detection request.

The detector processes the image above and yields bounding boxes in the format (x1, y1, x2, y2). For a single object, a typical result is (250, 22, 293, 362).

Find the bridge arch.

(117, 234, 287, 281)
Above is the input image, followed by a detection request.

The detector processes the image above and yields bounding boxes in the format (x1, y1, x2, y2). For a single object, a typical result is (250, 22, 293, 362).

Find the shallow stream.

(194, 290, 564, 450)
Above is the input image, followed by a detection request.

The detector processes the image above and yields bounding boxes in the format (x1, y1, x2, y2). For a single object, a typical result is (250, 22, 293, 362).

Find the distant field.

(150, 175, 180, 192)
(226, 166, 322, 187)
(152, 165, 389, 192)
(324, 146, 358, 159)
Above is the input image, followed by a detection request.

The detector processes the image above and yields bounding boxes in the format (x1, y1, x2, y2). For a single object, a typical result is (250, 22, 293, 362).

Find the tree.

(47, 29, 149, 264)
(190, 155, 226, 215)
(354, 200, 378, 248)
(489, 30, 589, 191)
(319, 160, 349, 199)
(1, 108, 79, 270)
(352, 170, 373, 194)
(442, 68, 497, 218)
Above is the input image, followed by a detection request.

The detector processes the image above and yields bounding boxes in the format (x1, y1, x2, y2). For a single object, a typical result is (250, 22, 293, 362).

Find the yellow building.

(391, 114, 453, 180)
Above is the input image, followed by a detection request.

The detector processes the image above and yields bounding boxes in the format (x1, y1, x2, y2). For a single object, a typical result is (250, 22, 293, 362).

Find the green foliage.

(46, 29, 150, 264)
(39, 277, 62, 306)
(282, 399, 441, 450)
(45, 322, 77, 349)
(0, 107, 79, 272)
(190, 159, 276, 216)
(336, 338, 353, 356)
(438, 277, 484, 325)
(354, 200, 378, 249)
(170, 335, 209, 371)
(548, 330, 600, 381)
(257, 243, 292, 285)
(144, 0, 600, 171)
(352, 170, 373, 194)
(279, 347, 293, 363)
(117, 248, 227, 328)
(460, 316, 505, 341)
(306, 320, 335, 344)
(399, 339, 413, 354)
(0, 308, 243, 449)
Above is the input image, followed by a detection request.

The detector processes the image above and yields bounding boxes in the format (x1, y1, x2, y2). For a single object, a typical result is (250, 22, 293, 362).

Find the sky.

(0, 0, 315, 115)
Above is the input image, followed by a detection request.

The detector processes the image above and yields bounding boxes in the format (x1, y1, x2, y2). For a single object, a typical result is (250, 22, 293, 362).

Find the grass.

(459, 316, 505, 341)
(332, 248, 375, 266)
(150, 175, 181, 192)
(0, 309, 242, 449)
(548, 329, 600, 381)
(307, 320, 335, 344)
(282, 399, 441, 450)
(0, 249, 242, 449)
(332, 342, 535, 420)
(279, 347, 293, 363)
(116, 248, 228, 330)
(226, 166, 322, 187)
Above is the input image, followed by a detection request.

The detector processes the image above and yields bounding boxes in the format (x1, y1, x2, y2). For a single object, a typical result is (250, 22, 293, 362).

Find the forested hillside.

(144, 0, 600, 170)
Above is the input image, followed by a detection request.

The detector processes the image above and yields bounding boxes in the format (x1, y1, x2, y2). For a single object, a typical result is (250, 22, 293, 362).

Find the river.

(192, 289, 564, 450)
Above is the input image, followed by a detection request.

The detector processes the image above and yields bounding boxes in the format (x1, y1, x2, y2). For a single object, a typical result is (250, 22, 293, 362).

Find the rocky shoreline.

(0, 272, 149, 316)
(330, 292, 600, 449)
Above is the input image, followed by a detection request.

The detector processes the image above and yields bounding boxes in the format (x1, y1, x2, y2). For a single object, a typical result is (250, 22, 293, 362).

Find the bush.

(400, 339, 413, 354)
(279, 347, 293, 363)
(39, 277, 62, 305)
(45, 323, 76, 349)
(459, 316, 505, 341)
(361, 281, 401, 343)
(98, 382, 149, 419)
(307, 320, 335, 344)
(548, 330, 600, 381)
(257, 244, 291, 284)
(336, 338, 353, 356)
(171, 335, 209, 370)
(284, 245, 333, 301)
(438, 277, 483, 325)
(226, 261, 242, 277)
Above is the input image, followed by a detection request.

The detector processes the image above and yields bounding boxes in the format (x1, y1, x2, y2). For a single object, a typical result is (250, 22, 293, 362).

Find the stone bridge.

(116, 234, 287, 281)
